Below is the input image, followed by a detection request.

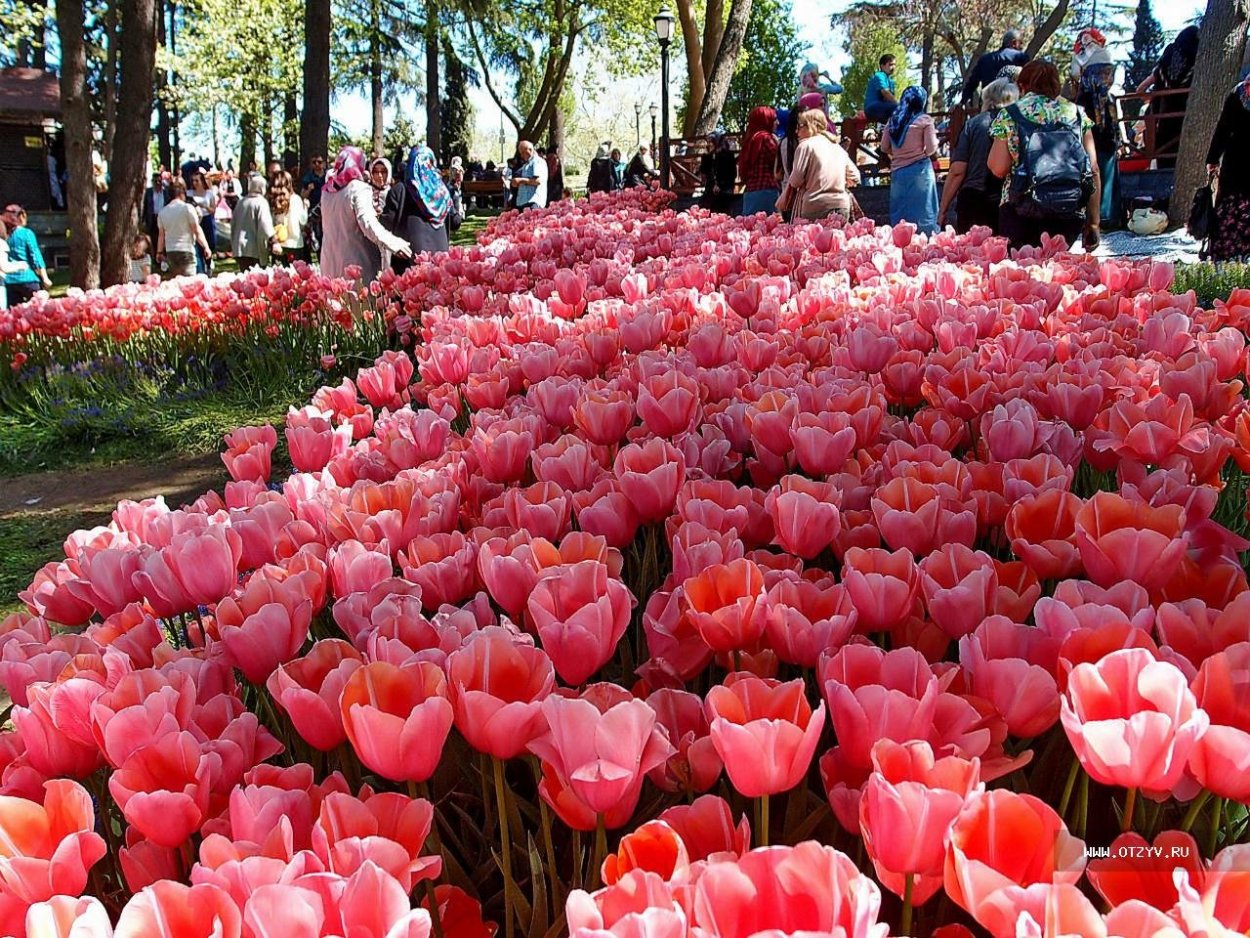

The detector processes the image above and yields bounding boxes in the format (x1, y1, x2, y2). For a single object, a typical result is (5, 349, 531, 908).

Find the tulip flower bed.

(0, 268, 392, 471)
(6, 187, 1250, 938)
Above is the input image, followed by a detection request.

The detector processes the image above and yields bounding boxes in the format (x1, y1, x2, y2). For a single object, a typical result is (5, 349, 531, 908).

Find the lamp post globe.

(652, 4, 675, 191)
(634, 102, 642, 148)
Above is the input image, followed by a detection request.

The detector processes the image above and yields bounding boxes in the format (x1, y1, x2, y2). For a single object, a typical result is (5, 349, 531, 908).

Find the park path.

(0, 453, 226, 518)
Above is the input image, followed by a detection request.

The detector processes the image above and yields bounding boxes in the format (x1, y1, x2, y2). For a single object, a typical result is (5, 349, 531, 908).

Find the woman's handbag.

(1187, 171, 1218, 250)
(849, 194, 865, 222)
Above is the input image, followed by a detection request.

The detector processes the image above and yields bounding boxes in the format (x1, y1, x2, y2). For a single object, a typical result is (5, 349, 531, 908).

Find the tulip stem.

(901, 872, 915, 936)
(592, 812, 608, 890)
(492, 757, 516, 938)
(1121, 787, 1137, 834)
(1181, 792, 1212, 833)
(1076, 771, 1089, 839)
(759, 794, 770, 847)
(423, 878, 445, 938)
(1207, 797, 1225, 858)
(1058, 758, 1079, 821)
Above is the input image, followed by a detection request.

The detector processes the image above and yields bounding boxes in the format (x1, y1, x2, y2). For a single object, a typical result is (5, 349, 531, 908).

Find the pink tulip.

(527, 560, 631, 686)
(704, 674, 825, 798)
(267, 638, 364, 751)
(340, 661, 454, 782)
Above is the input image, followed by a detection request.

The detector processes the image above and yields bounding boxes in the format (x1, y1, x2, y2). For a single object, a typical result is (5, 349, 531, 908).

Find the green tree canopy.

(721, 0, 807, 130)
(837, 19, 912, 118)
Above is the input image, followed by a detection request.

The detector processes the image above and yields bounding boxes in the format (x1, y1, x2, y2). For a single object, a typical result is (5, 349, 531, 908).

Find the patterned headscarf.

(1080, 62, 1117, 129)
(324, 147, 367, 193)
(405, 146, 452, 226)
(370, 157, 392, 214)
(887, 85, 928, 147)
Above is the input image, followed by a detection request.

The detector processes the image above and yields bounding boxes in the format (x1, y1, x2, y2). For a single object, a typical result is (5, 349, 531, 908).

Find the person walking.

(776, 108, 861, 221)
(380, 145, 461, 271)
(269, 171, 308, 264)
(610, 148, 628, 189)
(0, 219, 31, 310)
(881, 85, 940, 234)
(939, 77, 1019, 232)
(2, 205, 53, 306)
(188, 169, 220, 272)
(230, 175, 279, 271)
(511, 140, 548, 210)
(318, 146, 411, 281)
(142, 171, 171, 248)
(1205, 72, 1250, 261)
(988, 59, 1100, 251)
(739, 106, 781, 216)
(864, 55, 899, 123)
(156, 179, 212, 278)
(961, 30, 1031, 107)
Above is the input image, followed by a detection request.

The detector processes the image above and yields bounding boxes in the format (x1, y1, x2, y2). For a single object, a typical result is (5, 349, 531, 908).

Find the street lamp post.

(649, 103, 658, 159)
(653, 5, 675, 191)
(634, 102, 642, 149)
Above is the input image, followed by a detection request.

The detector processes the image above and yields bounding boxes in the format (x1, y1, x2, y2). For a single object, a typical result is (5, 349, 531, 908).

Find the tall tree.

(55, 0, 100, 289)
(838, 19, 913, 116)
(1126, 0, 1166, 89)
(674, 0, 725, 137)
(1170, 0, 1250, 223)
(99, 0, 158, 286)
(302, 0, 332, 168)
(440, 35, 474, 162)
(721, 0, 805, 129)
(691, 0, 752, 135)
(425, 0, 441, 154)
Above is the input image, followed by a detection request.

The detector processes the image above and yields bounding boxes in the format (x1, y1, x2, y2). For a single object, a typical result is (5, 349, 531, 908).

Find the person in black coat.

(699, 132, 738, 213)
(1206, 75, 1250, 261)
(380, 145, 462, 272)
(587, 143, 616, 193)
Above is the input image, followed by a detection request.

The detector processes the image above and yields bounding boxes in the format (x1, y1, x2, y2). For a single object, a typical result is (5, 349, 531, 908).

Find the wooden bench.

(461, 179, 508, 213)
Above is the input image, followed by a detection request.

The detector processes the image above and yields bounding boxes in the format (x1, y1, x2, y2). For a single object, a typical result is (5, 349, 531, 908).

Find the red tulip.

(920, 544, 998, 640)
(1005, 490, 1085, 581)
(644, 688, 722, 794)
(959, 617, 1061, 738)
(1087, 830, 1203, 911)
(340, 661, 454, 782)
(1073, 492, 1188, 591)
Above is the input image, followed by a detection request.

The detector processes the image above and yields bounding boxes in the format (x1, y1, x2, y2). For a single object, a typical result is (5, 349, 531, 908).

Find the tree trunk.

(920, 21, 935, 95)
(700, 0, 724, 80)
(168, 0, 180, 168)
(239, 112, 257, 173)
(301, 0, 332, 169)
(102, 4, 119, 164)
(370, 0, 385, 156)
(691, 0, 752, 136)
(465, 18, 522, 134)
(676, 0, 705, 138)
(1025, 0, 1070, 58)
(56, 0, 100, 289)
(1170, 0, 1250, 223)
(155, 0, 171, 170)
(283, 93, 299, 169)
(549, 106, 565, 154)
(425, 0, 441, 155)
(99, 0, 158, 287)
(262, 99, 275, 167)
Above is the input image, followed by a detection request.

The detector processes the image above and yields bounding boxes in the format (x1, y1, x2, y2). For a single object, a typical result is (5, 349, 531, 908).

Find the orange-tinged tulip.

(944, 789, 1086, 938)
(266, 638, 364, 751)
(108, 731, 215, 848)
(682, 559, 765, 653)
(446, 627, 555, 759)
(113, 881, 241, 938)
(601, 819, 689, 886)
(1073, 492, 1187, 591)
(1087, 830, 1203, 911)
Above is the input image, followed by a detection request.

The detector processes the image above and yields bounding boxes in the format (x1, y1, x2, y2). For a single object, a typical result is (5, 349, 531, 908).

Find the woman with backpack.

(987, 59, 1101, 251)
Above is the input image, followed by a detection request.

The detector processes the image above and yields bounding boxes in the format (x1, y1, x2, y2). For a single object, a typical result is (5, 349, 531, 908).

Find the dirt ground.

(0, 453, 226, 518)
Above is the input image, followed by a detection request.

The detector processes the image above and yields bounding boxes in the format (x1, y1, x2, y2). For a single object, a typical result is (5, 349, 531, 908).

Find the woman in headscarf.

(380, 145, 460, 271)
(1137, 25, 1199, 167)
(880, 85, 939, 234)
(739, 106, 780, 216)
(1205, 71, 1250, 261)
(319, 146, 411, 281)
(230, 174, 278, 271)
(369, 158, 392, 215)
(698, 132, 738, 213)
(1075, 45, 1122, 227)
(587, 143, 616, 194)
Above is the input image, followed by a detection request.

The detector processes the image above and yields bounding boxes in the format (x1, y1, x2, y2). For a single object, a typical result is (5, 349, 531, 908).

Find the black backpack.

(1006, 103, 1094, 220)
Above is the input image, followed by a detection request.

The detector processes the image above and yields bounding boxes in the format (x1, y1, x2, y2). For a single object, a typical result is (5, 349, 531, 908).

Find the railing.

(1114, 87, 1189, 169)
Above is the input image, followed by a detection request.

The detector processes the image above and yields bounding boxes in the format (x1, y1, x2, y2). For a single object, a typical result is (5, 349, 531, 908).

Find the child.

(128, 233, 152, 283)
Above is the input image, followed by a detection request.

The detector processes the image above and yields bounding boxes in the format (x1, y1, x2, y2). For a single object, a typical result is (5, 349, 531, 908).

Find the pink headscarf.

(324, 146, 367, 194)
